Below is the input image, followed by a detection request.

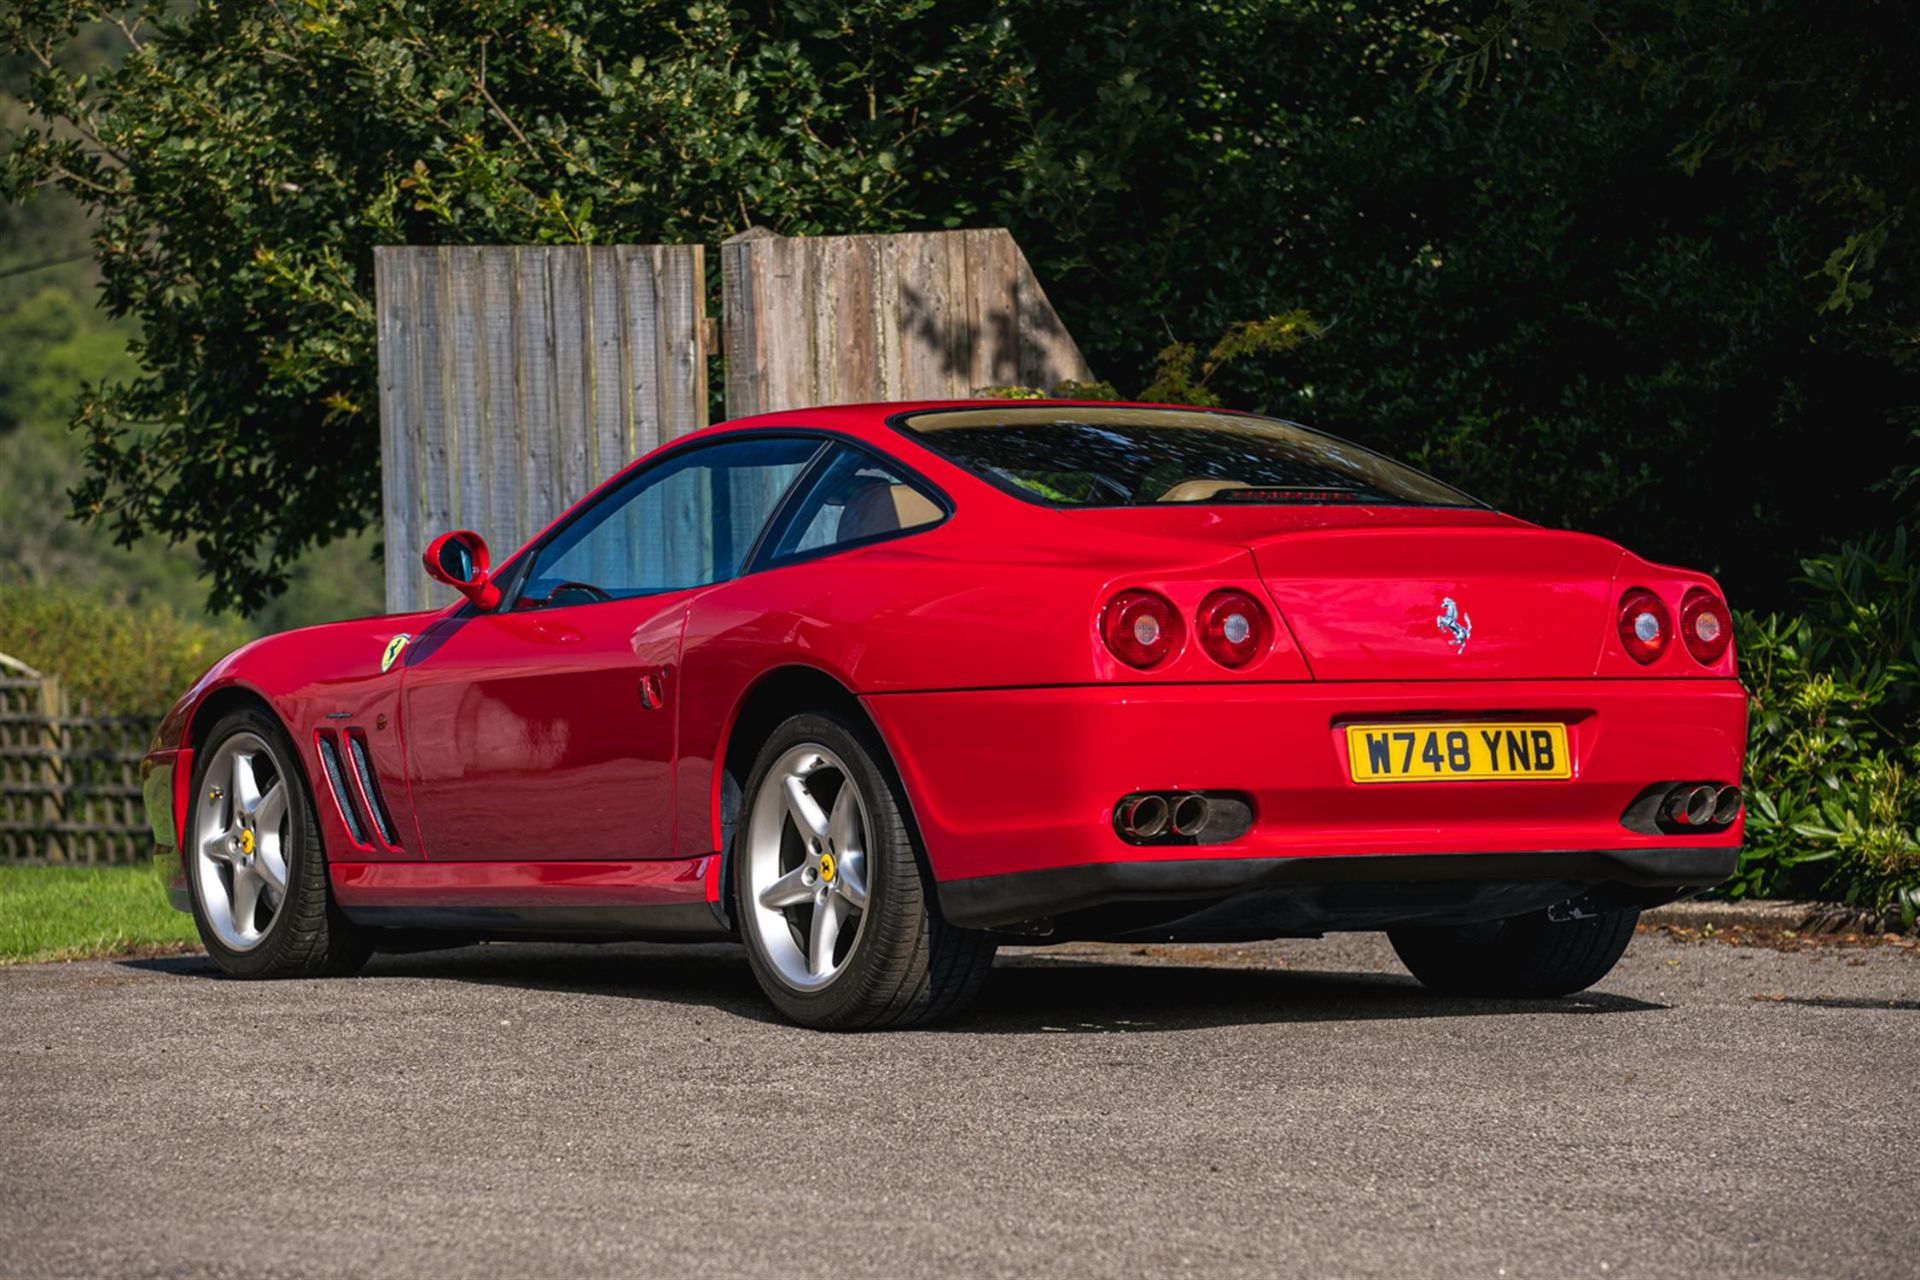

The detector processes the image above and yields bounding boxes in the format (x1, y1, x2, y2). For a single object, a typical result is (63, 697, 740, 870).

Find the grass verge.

(0, 864, 199, 964)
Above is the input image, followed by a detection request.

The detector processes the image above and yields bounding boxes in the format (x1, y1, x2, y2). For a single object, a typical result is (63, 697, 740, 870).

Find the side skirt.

(332, 858, 733, 941)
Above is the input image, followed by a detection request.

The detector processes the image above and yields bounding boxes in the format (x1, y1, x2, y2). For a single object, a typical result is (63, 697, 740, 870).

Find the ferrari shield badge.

(381, 633, 412, 673)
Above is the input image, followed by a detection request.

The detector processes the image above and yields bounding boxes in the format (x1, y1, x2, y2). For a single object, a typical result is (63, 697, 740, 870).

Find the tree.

(1, 0, 1019, 608)
(4, 0, 1915, 613)
(1422, 0, 1920, 479)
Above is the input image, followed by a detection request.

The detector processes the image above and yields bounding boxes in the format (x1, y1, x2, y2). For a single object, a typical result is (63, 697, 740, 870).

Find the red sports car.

(143, 402, 1746, 1029)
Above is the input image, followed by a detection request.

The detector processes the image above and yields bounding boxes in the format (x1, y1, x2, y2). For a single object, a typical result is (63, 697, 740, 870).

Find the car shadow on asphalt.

(119, 944, 1667, 1032)
(1753, 994, 1920, 1012)
(950, 955, 1666, 1033)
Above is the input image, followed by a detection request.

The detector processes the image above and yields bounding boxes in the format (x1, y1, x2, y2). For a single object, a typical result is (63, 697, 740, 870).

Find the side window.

(517, 437, 820, 608)
(762, 445, 944, 564)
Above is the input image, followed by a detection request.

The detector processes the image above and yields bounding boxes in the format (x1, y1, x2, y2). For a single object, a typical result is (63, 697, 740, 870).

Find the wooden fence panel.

(375, 244, 710, 614)
(0, 675, 157, 865)
(720, 227, 1092, 417)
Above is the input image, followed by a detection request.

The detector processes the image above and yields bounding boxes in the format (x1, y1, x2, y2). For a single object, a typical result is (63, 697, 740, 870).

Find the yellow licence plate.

(1345, 722, 1571, 784)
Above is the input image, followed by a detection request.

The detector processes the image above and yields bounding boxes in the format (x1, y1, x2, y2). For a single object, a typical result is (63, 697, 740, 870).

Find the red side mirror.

(422, 530, 502, 609)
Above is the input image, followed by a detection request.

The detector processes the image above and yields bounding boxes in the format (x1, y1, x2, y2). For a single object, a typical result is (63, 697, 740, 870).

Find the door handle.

(638, 669, 666, 710)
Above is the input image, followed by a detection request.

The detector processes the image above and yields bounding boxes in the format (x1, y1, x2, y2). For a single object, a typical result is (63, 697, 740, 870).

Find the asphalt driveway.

(2, 929, 1915, 1277)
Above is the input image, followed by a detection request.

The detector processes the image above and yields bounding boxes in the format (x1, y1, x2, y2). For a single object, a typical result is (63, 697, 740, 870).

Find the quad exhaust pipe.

(1113, 790, 1250, 845)
(1119, 793, 1213, 838)
(1171, 793, 1211, 837)
(1119, 794, 1169, 840)
(1661, 782, 1741, 828)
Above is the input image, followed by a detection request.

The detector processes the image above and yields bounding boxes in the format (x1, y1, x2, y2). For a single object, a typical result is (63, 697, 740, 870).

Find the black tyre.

(732, 709, 996, 1029)
(184, 706, 373, 979)
(1388, 904, 1640, 998)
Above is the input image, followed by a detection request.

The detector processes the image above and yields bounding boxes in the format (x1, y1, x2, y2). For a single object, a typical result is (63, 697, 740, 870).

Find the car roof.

(623, 399, 1259, 503)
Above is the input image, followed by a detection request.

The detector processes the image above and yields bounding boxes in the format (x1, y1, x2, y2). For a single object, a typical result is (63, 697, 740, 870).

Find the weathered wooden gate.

(374, 244, 710, 613)
(719, 227, 1090, 417)
(376, 229, 1090, 612)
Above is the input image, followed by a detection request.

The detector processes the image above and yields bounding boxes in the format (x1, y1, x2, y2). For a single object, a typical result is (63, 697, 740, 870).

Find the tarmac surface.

(3, 928, 1916, 1277)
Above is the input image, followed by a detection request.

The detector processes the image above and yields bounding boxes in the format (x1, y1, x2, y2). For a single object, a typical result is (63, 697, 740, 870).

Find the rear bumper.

(939, 846, 1738, 932)
(863, 677, 1747, 920)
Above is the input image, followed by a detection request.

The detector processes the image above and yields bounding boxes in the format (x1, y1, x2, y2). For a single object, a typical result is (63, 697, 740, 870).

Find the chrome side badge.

(1436, 597, 1472, 652)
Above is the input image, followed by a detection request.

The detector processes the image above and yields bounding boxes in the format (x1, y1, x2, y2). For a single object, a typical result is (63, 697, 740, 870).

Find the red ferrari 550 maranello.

(144, 402, 1747, 1028)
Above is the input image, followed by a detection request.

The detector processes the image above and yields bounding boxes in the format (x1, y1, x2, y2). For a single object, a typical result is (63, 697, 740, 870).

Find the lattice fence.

(0, 673, 158, 864)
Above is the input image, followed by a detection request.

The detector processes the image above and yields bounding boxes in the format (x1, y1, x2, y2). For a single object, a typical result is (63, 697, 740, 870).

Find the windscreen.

(897, 406, 1478, 508)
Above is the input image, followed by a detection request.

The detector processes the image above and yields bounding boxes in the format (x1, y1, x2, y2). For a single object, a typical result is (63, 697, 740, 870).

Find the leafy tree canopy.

(3, 0, 1915, 613)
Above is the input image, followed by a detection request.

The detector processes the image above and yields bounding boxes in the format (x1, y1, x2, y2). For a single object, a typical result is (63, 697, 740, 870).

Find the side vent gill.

(346, 733, 400, 847)
(315, 733, 368, 845)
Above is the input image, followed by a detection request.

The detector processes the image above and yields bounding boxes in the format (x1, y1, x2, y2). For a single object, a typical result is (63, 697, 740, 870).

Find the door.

(400, 436, 822, 860)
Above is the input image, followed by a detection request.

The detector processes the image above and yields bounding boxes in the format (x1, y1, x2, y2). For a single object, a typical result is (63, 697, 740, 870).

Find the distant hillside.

(0, 22, 382, 632)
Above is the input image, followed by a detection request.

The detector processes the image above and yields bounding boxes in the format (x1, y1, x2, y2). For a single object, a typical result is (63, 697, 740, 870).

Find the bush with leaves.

(980, 311, 1324, 406)
(0, 579, 248, 714)
(1733, 530, 1920, 924)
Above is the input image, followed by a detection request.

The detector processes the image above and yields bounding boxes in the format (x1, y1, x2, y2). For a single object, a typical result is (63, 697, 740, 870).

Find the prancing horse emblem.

(381, 633, 412, 674)
(1436, 597, 1472, 652)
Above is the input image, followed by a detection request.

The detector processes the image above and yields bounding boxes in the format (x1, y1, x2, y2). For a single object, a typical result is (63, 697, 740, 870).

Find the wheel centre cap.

(238, 828, 255, 856)
(819, 852, 836, 883)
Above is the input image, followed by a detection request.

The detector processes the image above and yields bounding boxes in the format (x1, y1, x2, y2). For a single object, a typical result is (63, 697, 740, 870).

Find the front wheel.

(185, 707, 372, 979)
(733, 710, 995, 1030)
(1389, 903, 1640, 998)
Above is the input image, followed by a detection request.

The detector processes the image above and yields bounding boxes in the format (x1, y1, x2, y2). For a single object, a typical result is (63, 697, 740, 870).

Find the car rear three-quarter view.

(141, 402, 1747, 1029)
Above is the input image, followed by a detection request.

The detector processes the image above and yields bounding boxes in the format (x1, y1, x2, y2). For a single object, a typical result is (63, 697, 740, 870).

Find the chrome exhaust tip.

(1170, 793, 1211, 837)
(1665, 784, 1717, 826)
(1120, 794, 1169, 840)
(1712, 784, 1742, 825)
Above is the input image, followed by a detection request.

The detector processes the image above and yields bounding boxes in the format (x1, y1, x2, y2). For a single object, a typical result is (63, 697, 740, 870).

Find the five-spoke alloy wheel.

(192, 731, 293, 952)
(743, 743, 873, 988)
(733, 710, 996, 1029)
(185, 706, 371, 978)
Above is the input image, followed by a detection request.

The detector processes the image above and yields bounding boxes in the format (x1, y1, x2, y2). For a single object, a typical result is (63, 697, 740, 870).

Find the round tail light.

(1101, 590, 1181, 669)
(1196, 589, 1270, 668)
(1617, 588, 1671, 664)
(1680, 588, 1732, 665)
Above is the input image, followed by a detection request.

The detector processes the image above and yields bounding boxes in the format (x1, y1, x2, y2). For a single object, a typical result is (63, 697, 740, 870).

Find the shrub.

(0, 584, 248, 716)
(1733, 529, 1920, 925)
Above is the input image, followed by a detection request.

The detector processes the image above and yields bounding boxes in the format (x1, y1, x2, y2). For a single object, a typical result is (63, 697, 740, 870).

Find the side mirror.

(422, 530, 502, 609)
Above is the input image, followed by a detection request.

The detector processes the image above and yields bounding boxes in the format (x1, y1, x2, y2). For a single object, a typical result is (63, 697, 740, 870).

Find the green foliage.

(1138, 312, 1325, 408)
(1734, 530, 1920, 924)
(0, 865, 196, 962)
(1429, 1, 1917, 329)
(1050, 379, 1123, 402)
(0, 284, 384, 629)
(0, 580, 248, 713)
(3, 0, 1916, 616)
(2, 0, 1022, 610)
(977, 311, 1322, 406)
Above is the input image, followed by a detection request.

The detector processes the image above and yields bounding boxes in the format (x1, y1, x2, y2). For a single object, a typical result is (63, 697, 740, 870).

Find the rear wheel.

(1388, 904, 1640, 998)
(185, 707, 372, 979)
(733, 710, 995, 1030)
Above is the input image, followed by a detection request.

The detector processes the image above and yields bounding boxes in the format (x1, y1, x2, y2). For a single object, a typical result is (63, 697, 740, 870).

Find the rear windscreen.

(896, 406, 1479, 508)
